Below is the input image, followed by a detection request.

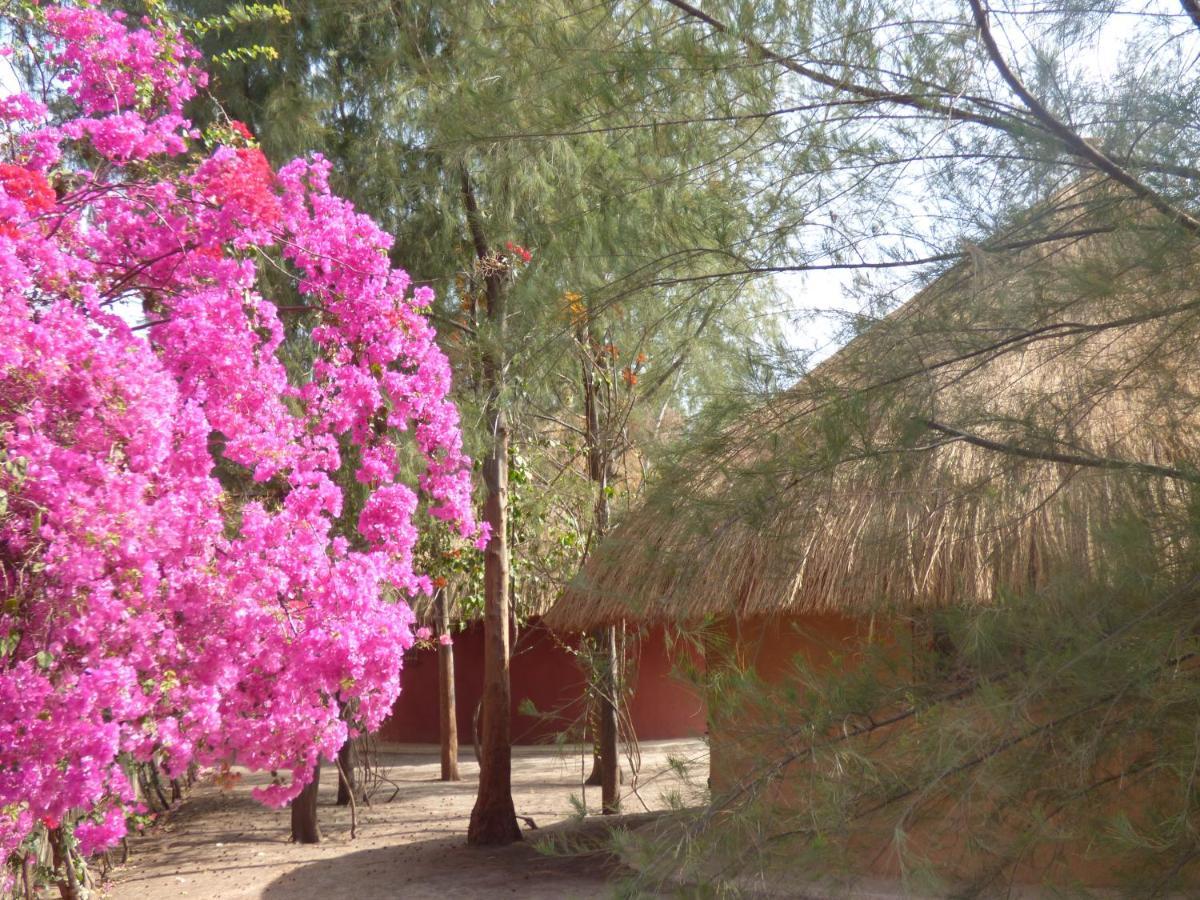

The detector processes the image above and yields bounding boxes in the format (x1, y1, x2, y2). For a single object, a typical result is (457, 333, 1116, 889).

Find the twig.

(334, 755, 358, 839)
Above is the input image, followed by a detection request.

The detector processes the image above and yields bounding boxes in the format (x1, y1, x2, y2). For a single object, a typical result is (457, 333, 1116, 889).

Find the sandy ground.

(106, 739, 708, 900)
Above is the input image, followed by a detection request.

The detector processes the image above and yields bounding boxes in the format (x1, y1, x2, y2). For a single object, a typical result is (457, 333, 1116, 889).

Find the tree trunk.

(336, 738, 357, 806)
(584, 629, 623, 793)
(597, 625, 620, 814)
(467, 411, 522, 845)
(462, 168, 521, 846)
(290, 764, 321, 844)
(584, 695, 602, 785)
(577, 317, 619, 810)
(50, 827, 79, 900)
(437, 590, 461, 781)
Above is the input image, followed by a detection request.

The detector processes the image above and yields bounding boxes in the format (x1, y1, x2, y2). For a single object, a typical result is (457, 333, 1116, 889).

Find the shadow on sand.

(259, 817, 647, 900)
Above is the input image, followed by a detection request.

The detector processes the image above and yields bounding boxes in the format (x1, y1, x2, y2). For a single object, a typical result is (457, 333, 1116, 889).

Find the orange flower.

(563, 291, 586, 327)
(622, 366, 638, 386)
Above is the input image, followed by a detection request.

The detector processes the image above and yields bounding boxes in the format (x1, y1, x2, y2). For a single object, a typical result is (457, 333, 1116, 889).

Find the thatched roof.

(545, 183, 1200, 632)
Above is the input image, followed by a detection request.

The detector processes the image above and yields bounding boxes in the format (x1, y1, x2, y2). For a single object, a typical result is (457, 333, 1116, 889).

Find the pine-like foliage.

(547, 1, 1200, 895)
(171, 0, 795, 610)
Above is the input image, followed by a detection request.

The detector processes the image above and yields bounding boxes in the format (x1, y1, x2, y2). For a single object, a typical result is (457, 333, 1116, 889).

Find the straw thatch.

(545, 183, 1200, 632)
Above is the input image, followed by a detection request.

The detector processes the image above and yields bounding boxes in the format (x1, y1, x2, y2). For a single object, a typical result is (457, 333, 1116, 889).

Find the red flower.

(504, 241, 532, 264)
(0, 164, 55, 213)
(197, 147, 280, 227)
(229, 120, 254, 142)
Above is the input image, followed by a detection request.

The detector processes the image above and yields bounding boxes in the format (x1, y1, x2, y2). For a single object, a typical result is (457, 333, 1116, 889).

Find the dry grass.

(546, 183, 1200, 631)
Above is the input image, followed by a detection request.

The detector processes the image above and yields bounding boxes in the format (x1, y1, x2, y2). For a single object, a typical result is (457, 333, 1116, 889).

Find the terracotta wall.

(378, 619, 706, 745)
(706, 612, 869, 794)
(704, 613, 1200, 889)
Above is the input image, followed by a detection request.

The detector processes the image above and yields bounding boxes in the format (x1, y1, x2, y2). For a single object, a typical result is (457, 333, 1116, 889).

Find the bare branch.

(659, 0, 1035, 134)
(640, 224, 1115, 289)
(967, 0, 1200, 234)
(1182, 0, 1200, 34)
(918, 419, 1200, 483)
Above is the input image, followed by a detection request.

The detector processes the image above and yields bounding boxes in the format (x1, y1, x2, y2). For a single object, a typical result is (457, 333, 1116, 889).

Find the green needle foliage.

(545, 1, 1200, 895)
(170, 0, 794, 612)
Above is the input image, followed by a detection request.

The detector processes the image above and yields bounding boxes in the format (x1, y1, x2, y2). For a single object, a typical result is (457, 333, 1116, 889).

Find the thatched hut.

(543, 181, 1200, 885)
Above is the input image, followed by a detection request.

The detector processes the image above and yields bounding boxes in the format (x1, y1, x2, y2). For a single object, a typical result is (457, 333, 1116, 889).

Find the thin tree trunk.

(437, 590, 461, 781)
(584, 694, 603, 785)
(577, 318, 620, 810)
(598, 624, 620, 815)
(22, 850, 34, 900)
(468, 410, 521, 844)
(462, 167, 521, 846)
(50, 827, 79, 900)
(336, 738, 357, 806)
(290, 764, 321, 844)
(583, 629, 624, 791)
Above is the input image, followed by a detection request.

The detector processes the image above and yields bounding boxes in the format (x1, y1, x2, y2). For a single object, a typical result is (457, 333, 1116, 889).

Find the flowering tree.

(0, 0, 483, 886)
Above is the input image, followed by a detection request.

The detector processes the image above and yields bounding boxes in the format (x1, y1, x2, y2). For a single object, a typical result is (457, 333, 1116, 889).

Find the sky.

(2, 2, 1189, 363)
(764, 0, 1193, 366)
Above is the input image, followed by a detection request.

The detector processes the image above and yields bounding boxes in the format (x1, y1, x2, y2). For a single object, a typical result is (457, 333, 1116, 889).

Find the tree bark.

(577, 317, 620, 811)
(583, 636, 624, 792)
(50, 827, 79, 900)
(437, 590, 461, 781)
(597, 625, 620, 814)
(290, 764, 321, 844)
(467, 410, 522, 844)
(336, 739, 357, 806)
(462, 167, 521, 846)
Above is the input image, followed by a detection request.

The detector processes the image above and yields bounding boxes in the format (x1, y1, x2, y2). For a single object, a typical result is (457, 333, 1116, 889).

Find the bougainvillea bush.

(0, 0, 484, 884)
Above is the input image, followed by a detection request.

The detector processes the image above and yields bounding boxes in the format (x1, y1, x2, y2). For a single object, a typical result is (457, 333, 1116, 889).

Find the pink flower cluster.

(412, 627, 453, 647)
(0, 2, 483, 882)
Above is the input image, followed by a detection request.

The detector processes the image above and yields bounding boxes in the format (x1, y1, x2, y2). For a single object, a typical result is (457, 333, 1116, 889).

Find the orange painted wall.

(705, 613, 1200, 889)
(378, 619, 706, 745)
(706, 613, 870, 795)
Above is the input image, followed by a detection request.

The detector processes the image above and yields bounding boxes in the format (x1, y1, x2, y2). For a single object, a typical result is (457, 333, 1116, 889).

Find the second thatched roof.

(545, 183, 1200, 632)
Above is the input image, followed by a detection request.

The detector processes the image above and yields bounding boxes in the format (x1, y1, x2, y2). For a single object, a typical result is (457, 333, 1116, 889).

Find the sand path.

(106, 739, 707, 899)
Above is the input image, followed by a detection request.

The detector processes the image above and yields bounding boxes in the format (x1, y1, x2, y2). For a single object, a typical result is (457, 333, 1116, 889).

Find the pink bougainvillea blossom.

(0, 2, 482, 885)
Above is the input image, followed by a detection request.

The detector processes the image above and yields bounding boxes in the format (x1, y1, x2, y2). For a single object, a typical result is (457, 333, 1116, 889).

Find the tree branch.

(659, 0, 1035, 135)
(1182, 0, 1200, 34)
(661, 0, 1200, 215)
(640, 224, 1114, 289)
(967, 0, 1200, 234)
(918, 418, 1200, 483)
